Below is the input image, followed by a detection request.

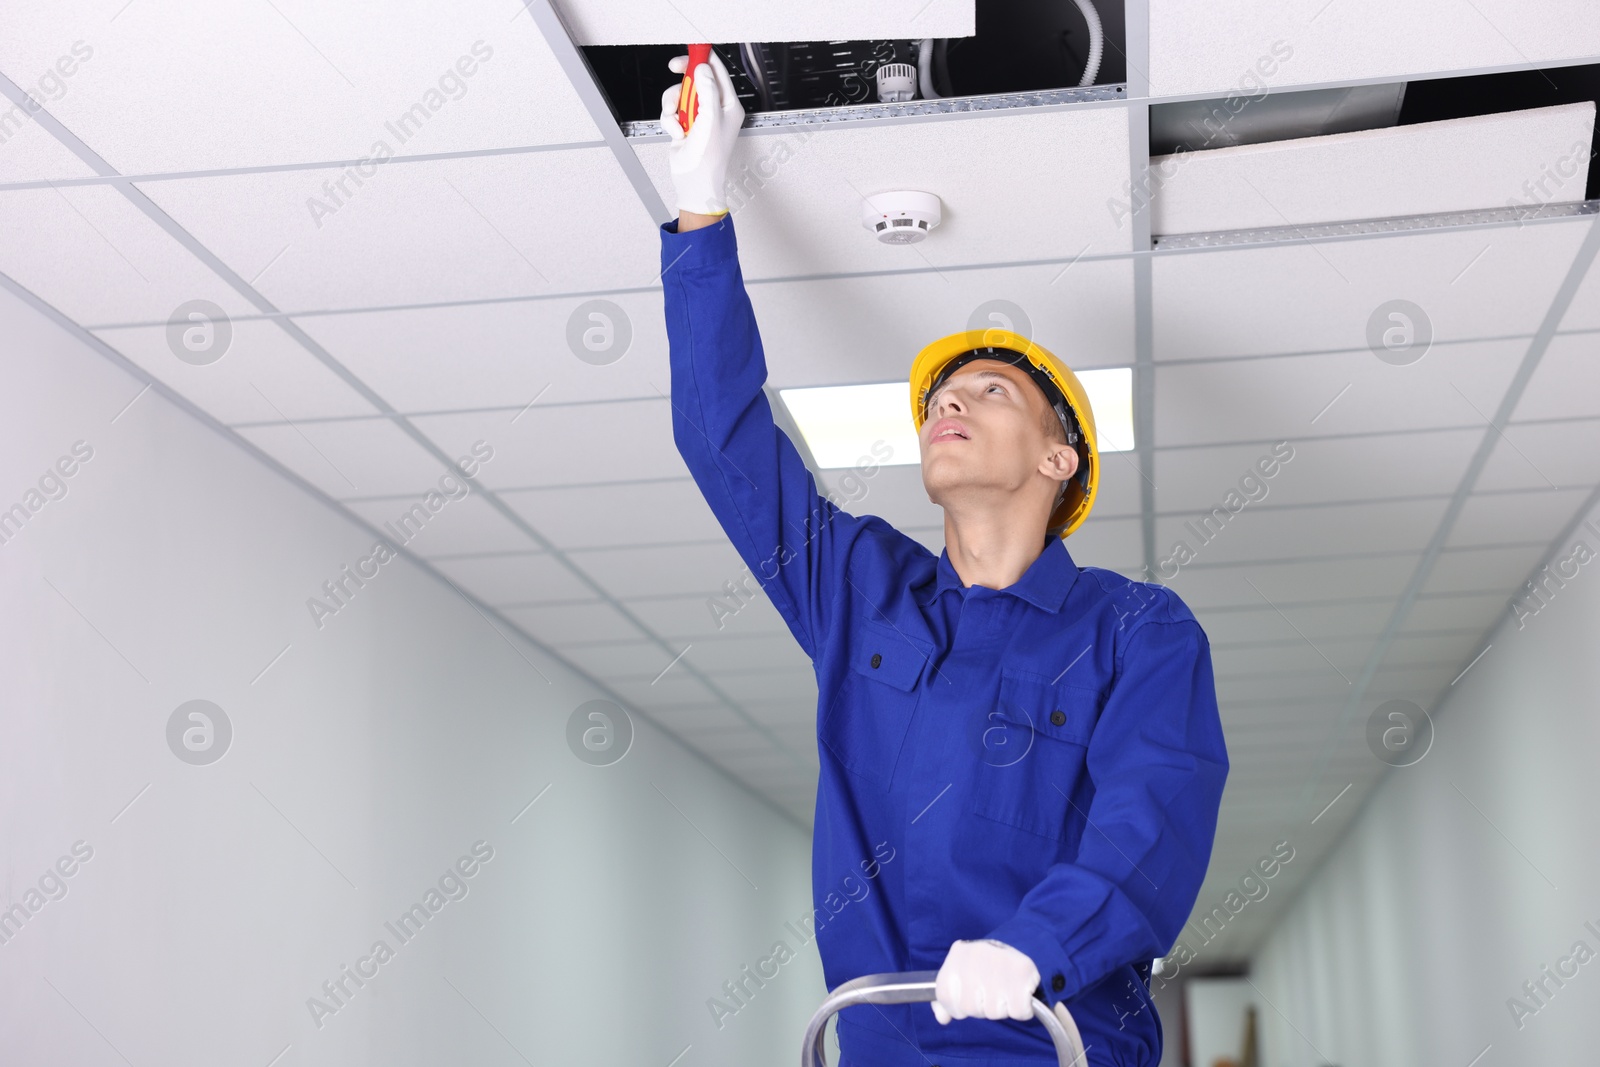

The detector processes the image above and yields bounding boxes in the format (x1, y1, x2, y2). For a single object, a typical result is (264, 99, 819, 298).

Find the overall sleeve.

(982, 612, 1229, 1004)
(660, 215, 867, 660)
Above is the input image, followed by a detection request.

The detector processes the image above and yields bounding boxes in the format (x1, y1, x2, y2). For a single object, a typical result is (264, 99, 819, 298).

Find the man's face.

(918, 358, 1078, 514)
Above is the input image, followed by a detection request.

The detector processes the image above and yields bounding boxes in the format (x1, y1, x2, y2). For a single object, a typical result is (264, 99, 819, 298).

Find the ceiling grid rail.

(1123, 0, 1158, 583)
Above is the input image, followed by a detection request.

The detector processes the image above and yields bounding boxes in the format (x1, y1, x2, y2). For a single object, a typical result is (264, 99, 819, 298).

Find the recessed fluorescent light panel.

(780, 368, 1134, 470)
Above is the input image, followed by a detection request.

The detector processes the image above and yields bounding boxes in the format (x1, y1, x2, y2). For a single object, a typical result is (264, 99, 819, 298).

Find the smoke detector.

(875, 63, 917, 103)
(862, 190, 942, 245)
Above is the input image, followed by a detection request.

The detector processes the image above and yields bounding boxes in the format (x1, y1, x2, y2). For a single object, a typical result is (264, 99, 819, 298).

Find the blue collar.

(933, 535, 1079, 613)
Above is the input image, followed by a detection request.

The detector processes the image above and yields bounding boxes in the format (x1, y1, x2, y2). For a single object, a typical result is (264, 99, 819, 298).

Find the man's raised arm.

(658, 53, 871, 661)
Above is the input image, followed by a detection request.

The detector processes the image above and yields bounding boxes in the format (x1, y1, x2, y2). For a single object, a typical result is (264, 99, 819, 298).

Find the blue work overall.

(661, 214, 1228, 1067)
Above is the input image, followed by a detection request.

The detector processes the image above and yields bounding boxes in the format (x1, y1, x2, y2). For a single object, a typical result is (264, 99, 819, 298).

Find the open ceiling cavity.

(1150, 62, 1600, 199)
(581, 0, 1127, 123)
(1146, 63, 1600, 240)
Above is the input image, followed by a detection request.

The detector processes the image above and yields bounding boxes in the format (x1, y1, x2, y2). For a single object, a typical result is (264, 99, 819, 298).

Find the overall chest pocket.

(820, 619, 930, 792)
(970, 669, 1101, 842)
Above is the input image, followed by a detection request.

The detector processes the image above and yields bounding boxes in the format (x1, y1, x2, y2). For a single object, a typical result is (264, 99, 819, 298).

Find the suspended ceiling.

(2, 0, 1599, 964)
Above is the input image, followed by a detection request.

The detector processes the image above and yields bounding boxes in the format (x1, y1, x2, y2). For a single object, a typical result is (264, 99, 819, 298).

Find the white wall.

(1248, 501, 1600, 1067)
(0, 283, 821, 1067)
(1186, 977, 1252, 1067)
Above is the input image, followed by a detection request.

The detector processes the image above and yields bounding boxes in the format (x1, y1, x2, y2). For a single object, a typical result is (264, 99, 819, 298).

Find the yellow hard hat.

(909, 328, 1100, 540)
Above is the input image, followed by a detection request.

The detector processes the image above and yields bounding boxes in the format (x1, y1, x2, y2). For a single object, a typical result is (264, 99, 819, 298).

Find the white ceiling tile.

(0, 113, 96, 181)
(1420, 543, 1548, 596)
(683, 634, 813, 674)
(232, 416, 453, 499)
(1201, 599, 1398, 644)
(93, 319, 376, 422)
(1221, 700, 1345, 729)
(1081, 448, 1146, 519)
(1359, 692, 1446, 718)
(1215, 671, 1351, 703)
(748, 257, 1137, 390)
(750, 764, 820, 788)
(714, 667, 817, 704)
(818, 462, 938, 529)
(1157, 430, 1479, 513)
(1212, 634, 1376, 678)
(560, 0, 973, 46)
(1155, 497, 1448, 570)
(135, 150, 659, 312)
(1, 3, 598, 173)
(622, 590, 790, 640)
(634, 105, 1135, 280)
(739, 700, 817, 730)
(1408, 591, 1509, 629)
(0, 184, 254, 325)
(1151, 103, 1594, 235)
(648, 703, 757, 735)
(503, 599, 643, 645)
(411, 398, 684, 491)
(1474, 419, 1600, 491)
(1164, 552, 1420, 610)
(1368, 662, 1460, 692)
(1381, 631, 1483, 667)
(605, 671, 717, 712)
(430, 551, 591, 605)
(1153, 339, 1528, 448)
(1445, 487, 1590, 549)
(1060, 516, 1143, 572)
(293, 292, 669, 412)
(1511, 333, 1600, 422)
(766, 723, 818, 751)
(1152, 220, 1592, 360)
(1149, 0, 1600, 97)
(345, 494, 535, 556)
(556, 639, 675, 679)
(501, 478, 724, 550)
(717, 748, 814, 776)
(573, 540, 754, 599)
(675, 724, 790, 757)
(1563, 246, 1600, 331)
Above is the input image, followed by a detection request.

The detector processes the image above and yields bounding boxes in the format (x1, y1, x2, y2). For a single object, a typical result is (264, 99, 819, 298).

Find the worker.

(657, 51, 1228, 1067)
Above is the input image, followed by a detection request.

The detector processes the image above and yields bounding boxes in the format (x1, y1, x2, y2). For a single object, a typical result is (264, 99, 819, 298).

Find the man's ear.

(1040, 440, 1079, 485)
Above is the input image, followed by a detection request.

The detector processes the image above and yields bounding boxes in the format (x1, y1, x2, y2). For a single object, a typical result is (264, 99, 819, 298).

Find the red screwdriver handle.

(676, 43, 712, 133)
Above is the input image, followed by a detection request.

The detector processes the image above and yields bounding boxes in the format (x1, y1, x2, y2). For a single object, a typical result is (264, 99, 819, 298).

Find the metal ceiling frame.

(51, 200, 1596, 331)
(4, 1, 1600, 958)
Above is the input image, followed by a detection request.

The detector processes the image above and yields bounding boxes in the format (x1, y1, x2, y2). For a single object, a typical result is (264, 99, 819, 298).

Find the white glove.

(657, 49, 744, 216)
(931, 938, 1041, 1024)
